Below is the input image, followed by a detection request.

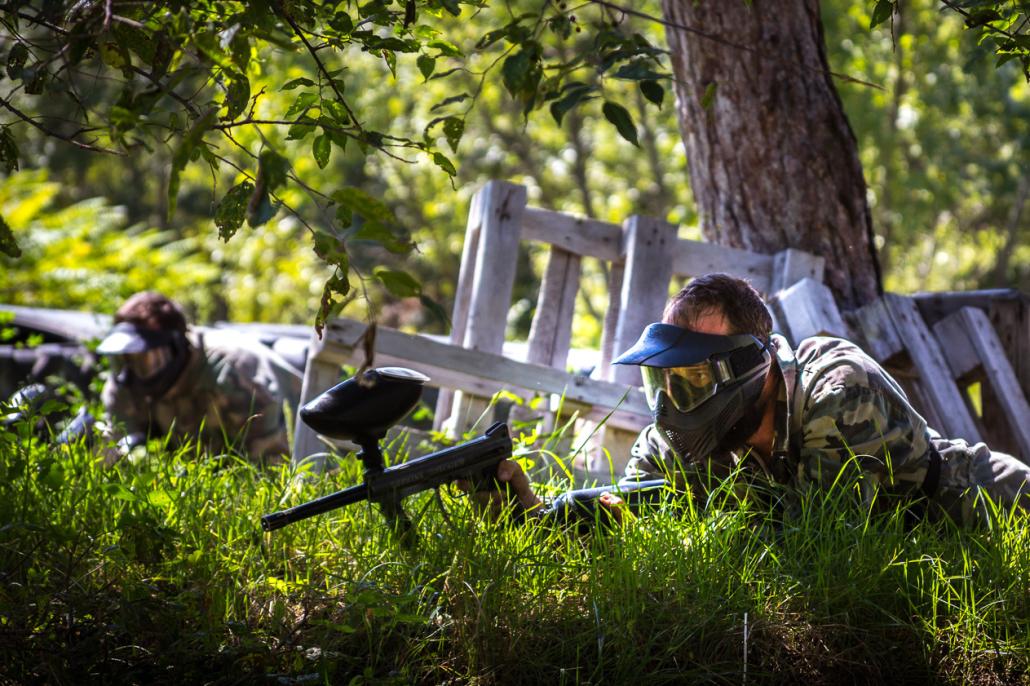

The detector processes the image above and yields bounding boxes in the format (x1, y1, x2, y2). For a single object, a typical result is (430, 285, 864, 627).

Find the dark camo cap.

(96, 322, 178, 355)
(613, 322, 760, 367)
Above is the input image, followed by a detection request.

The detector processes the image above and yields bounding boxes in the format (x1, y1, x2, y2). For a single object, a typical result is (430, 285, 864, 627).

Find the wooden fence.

(294, 181, 828, 472)
(294, 180, 1029, 473)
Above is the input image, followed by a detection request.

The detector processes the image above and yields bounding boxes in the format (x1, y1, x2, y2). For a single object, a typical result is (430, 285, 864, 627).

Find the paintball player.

(494, 273, 1030, 526)
(96, 292, 301, 463)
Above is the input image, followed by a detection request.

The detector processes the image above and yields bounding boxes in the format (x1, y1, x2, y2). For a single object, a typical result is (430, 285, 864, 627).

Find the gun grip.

(469, 462, 525, 520)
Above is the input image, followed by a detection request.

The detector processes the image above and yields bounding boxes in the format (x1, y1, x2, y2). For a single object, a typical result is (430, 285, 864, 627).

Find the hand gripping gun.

(260, 367, 520, 540)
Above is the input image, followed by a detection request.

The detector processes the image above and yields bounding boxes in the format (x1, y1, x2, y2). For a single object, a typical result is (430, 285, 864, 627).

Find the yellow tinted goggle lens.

(641, 363, 718, 413)
(126, 347, 171, 380)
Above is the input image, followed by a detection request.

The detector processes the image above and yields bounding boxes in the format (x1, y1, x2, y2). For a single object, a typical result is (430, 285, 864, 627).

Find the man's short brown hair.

(663, 273, 772, 341)
(114, 291, 188, 334)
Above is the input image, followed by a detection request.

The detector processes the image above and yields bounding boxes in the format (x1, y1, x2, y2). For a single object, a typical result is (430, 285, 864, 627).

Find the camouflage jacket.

(102, 329, 301, 461)
(625, 334, 937, 506)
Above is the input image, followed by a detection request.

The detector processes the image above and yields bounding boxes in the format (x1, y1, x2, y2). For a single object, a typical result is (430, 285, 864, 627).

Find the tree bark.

(660, 0, 882, 309)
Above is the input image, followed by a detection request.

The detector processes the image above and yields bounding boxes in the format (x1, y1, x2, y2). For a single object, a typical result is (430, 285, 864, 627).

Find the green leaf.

(640, 80, 664, 108)
(612, 59, 666, 81)
(870, 0, 894, 29)
(23, 64, 46, 95)
(98, 42, 130, 69)
(315, 269, 351, 337)
(430, 93, 470, 111)
(6, 43, 28, 80)
(502, 49, 533, 98)
(602, 101, 639, 146)
(375, 269, 421, 297)
(701, 82, 718, 110)
(168, 107, 217, 221)
(352, 222, 413, 254)
(328, 11, 354, 34)
(313, 133, 331, 169)
(224, 77, 250, 121)
(433, 151, 457, 176)
(258, 147, 289, 193)
(284, 92, 319, 118)
(313, 228, 348, 264)
(549, 83, 595, 125)
(419, 294, 451, 328)
(0, 128, 19, 175)
(246, 188, 278, 228)
(214, 181, 255, 241)
(417, 54, 436, 81)
(324, 99, 350, 124)
(287, 118, 316, 140)
(281, 77, 316, 91)
(0, 214, 20, 258)
(442, 117, 464, 153)
(332, 187, 398, 227)
(429, 39, 462, 57)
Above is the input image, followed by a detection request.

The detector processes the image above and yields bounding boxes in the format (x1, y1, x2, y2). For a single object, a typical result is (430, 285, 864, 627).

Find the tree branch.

(586, 0, 885, 90)
(271, 0, 364, 134)
(0, 97, 123, 155)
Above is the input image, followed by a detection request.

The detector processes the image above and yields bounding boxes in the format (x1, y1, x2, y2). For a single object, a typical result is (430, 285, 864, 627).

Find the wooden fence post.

(291, 332, 343, 464)
(438, 180, 527, 436)
(768, 277, 850, 345)
(933, 307, 1030, 461)
(608, 215, 676, 386)
(770, 248, 825, 294)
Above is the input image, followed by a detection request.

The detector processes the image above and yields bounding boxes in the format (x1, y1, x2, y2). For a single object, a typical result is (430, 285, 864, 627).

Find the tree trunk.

(661, 0, 882, 309)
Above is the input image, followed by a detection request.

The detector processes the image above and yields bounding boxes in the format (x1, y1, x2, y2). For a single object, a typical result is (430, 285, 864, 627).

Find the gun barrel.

(261, 482, 368, 531)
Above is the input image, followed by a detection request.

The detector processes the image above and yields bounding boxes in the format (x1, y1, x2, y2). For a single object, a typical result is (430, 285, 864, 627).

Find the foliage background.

(0, 0, 1026, 344)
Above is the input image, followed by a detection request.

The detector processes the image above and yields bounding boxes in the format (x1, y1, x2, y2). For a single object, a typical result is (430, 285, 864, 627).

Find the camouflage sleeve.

(622, 424, 741, 498)
(208, 348, 289, 461)
(100, 374, 148, 441)
(798, 360, 930, 493)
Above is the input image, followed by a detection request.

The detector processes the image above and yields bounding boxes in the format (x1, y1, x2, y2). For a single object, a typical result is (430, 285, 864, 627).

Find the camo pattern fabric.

(102, 329, 296, 462)
(627, 334, 1030, 525)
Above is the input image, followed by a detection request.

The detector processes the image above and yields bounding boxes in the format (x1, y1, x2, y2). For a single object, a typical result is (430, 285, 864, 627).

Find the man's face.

(119, 346, 173, 380)
(662, 308, 774, 450)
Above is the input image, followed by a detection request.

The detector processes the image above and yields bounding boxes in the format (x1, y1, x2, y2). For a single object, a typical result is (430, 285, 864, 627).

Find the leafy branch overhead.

(0, 0, 680, 322)
(0, 0, 1026, 322)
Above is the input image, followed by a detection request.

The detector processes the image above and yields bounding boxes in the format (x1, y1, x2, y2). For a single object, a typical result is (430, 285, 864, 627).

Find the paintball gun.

(260, 367, 520, 538)
(260, 367, 673, 539)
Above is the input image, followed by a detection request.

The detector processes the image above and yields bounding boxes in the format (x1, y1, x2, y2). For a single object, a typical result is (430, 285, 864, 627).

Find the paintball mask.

(614, 323, 772, 461)
(96, 322, 189, 398)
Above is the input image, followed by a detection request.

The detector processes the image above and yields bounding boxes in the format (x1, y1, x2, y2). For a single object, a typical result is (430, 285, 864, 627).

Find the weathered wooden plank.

(884, 294, 982, 443)
(671, 239, 774, 293)
(520, 206, 623, 262)
(771, 248, 826, 294)
(463, 180, 527, 353)
(527, 247, 581, 368)
(436, 186, 488, 429)
(913, 289, 1030, 401)
(610, 215, 677, 386)
(931, 311, 981, 379)
(768, 277, 849, 345)
(320, 318, 651, 417)
(446, 181, 528, 435)
(851, 296, 907, 362)
(599, 262, 625, 377)
(934, 307, 1030, 461)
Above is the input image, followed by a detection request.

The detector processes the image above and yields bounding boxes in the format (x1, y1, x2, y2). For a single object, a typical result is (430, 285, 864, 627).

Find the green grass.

(1, 420, 1028, 685)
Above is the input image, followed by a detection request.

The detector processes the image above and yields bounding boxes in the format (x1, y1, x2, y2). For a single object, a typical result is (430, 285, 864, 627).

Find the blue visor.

(613, 322, 760, 367)
(96, 322, 177, 355)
